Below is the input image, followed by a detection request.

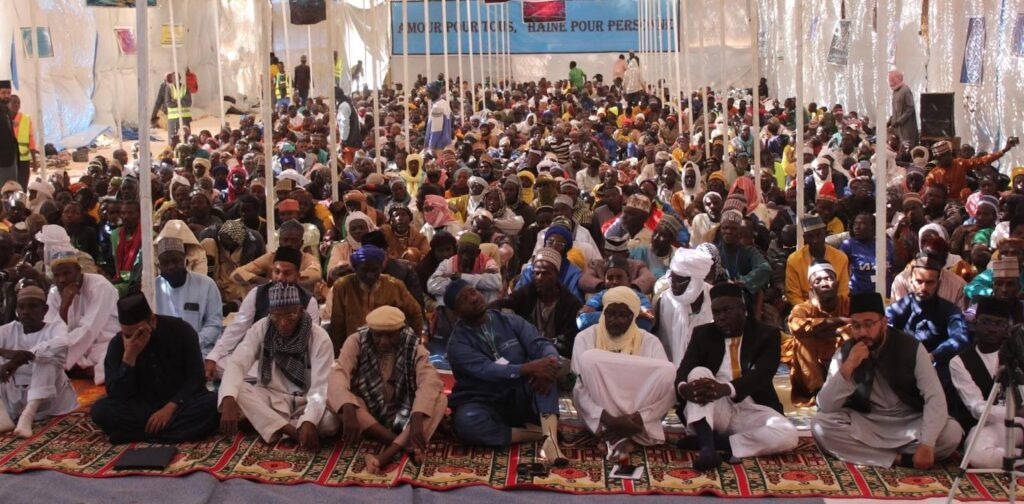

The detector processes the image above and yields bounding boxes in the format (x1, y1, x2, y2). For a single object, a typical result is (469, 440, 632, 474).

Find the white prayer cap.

(669, 247, 713, 279)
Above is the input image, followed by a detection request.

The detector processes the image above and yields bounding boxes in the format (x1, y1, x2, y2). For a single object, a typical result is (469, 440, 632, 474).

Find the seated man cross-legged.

(571, 286, 676, 463)
(675, 283, 799, 471)
(329, 306, 447, 474)
(219, 282, 338, 450)
(812, 292, 964, 468)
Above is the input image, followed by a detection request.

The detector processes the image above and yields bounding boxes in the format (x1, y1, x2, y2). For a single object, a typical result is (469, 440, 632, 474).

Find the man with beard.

(446, 280, 568, 467)
(153, 238, 223, 357)
(219, 283, 337, 450)
(887, 256, 970, 410)
(571, 287, 676, 463)
(653, 247, 714, 366)
(45, 250, 120, 384)
(428, 232, 501, 308)
(975, 257, 1024, 323)
(329, 306, 447, 474)
(674, 283, 799, 471)
(329, 245, 423, 353)
(812, 292, 963, 468)
(382, 206, 430, 263)
(949, 297, 1019, 467)
(0, 286, 78, 438)
(786, 262, 850, 407)
(0, 81, 19, 184)
(786, 216, 850, 306)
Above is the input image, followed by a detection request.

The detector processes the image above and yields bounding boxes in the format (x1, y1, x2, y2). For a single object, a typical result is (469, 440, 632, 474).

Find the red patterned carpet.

(0, 411, 1017, 500)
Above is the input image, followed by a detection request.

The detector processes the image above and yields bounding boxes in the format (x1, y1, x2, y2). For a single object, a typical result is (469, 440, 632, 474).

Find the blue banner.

(391, 0, 674, 55)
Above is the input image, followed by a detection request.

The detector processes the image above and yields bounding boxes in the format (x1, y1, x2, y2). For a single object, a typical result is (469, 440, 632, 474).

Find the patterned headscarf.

(695, 242, 726, 283)
(219, 219, 247, 247)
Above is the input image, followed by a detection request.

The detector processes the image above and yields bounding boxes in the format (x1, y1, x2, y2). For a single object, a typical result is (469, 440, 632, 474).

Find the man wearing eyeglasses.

(812, 292, 963, 469)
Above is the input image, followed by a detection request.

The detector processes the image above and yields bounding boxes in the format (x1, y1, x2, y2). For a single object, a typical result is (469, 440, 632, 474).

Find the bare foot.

(364, 453, 383, 475)
(13, 416, 32, 438)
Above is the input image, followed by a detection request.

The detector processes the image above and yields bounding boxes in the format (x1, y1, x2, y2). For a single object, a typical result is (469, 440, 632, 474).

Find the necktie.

(729, 337, 742, 380)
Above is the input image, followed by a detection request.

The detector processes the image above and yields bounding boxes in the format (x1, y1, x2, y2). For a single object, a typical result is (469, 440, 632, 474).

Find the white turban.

(806, 261, 837, 283)
(669, 248, 713, 304)
(170, 174, 192, 190)
(35, 225, 78, 271)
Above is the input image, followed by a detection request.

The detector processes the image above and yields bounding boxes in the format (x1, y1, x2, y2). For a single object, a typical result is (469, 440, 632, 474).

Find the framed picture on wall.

(20, 27, 54, 59)
(160, 24, 185, 48)
(114, 28, 137, 55)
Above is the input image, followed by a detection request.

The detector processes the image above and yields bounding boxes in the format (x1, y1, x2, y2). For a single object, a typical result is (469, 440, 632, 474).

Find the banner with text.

(391, 0, 673, 55)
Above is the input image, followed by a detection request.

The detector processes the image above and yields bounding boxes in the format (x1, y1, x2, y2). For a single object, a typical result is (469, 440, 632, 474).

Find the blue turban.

(544, 224, 574, 254)
(351, 245, 386, 267)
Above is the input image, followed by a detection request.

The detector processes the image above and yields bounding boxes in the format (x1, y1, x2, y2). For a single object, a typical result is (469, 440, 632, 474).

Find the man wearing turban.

(653, 248, 714, 366)
(571, 287, 676, 464)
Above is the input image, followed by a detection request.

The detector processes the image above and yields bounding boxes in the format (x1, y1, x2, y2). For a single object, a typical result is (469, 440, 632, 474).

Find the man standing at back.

(8, 95, 34, 187)
(0, 81, 17, 184)
(569, 62, 587, 93)
(294, 55, 312, 106)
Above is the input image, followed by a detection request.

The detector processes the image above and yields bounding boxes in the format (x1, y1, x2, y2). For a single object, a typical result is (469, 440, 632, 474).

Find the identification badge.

(495, 357, 510, 365)
(184, 302, 200, 312)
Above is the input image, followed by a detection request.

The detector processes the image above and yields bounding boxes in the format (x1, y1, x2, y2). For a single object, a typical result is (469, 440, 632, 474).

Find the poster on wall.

(114, 27, 137, 55)
(523, 0, 566, 23)
(20, 28, 54, 59)
(160, 24, 185, 48)
(826, 20, 851, 66)
(86, 0, 158, 6)
(960, 17, 985, 85)
(1013, 13, 1024, 57)
(393, 0, 670, 55)
(289, 0, 326, 25)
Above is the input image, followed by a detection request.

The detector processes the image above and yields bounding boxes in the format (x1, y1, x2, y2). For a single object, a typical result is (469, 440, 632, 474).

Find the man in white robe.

(154, 237, 223, 357)
(572, 287, 676, 462)
(0, 286, 78, 437)
(675, 283, 799, 471)
(218, 283, 338, 449)
(45, 250, 119, 384)
(812, 292, 963, 468)
(204, 247, 320, 380)
(949, 296, 1020, 468)
(654, 248, 714, 366)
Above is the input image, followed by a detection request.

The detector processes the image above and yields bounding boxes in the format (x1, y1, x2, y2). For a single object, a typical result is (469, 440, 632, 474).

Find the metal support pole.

(795, 0, 805, 250)
(875, 0, 889, 296)
(262, 0, 277, 249)
(135, 0, 156, 306)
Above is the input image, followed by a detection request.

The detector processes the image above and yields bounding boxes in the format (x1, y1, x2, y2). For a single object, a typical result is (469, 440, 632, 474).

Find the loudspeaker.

(920, 92, 955, 138)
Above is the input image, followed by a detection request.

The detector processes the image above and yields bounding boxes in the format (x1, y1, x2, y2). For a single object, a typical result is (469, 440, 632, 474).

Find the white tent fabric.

(1, 0, 1022, 169)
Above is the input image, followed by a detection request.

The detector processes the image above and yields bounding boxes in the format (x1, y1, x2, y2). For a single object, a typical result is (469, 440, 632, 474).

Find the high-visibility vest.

(167, 83, 191, 120)
(274, 73, 291, 101)
(14, 113, 31, 161)
(334, 59, 343, 80)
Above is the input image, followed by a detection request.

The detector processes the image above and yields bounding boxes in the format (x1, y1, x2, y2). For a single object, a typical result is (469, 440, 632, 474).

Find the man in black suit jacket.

(675, 283, 799, 471)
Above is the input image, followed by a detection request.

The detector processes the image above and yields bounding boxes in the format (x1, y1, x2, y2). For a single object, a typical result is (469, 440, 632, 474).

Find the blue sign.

(391, 0, 675, 55)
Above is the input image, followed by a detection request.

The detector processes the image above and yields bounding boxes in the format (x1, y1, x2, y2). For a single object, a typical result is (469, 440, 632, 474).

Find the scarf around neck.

(259, 312, 313, 391)
(352, 326, 419, 433)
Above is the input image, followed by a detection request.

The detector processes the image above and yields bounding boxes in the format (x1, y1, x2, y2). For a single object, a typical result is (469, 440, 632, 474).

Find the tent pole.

(504, 3, 512, 84)
(168, 0, 184, 143)
(672, 0, 681, 114)
(135, 0, 155, 306)
(262, 0, 277, 249)
(875, 0, 889, 297)
(484, 3, 492, 91)
(282, 0, 292, 83)
(475, 0, 484, 90)
(456, 0, 465, 127)
(215, 0, 226, 127)
(307, 25, 313, 97)
(681, 0, 693, 144)
(402, 0, 411, 149)
(751, 0, 761, 192)
(327, 0, 339, 201)
(655, 0, 662, 100)
(718, 0, 729, 151)
(698, 19, 709, 159)
(27, 3, 51, 174)
(795, 0, 804, 250)
(371, 1, 382, 172)
(425, 0, 432, 81)
(466, 0, 478, 116)
(442, 0, 451, 104)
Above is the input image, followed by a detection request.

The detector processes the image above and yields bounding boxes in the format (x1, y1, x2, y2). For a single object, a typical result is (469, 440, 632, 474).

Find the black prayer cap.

(709, 282, 744, 300)
(0, 81, 10, 90)
(976, 296, 1012, 319)
(273, 246, 302, 269)
(117, 292, 153, 326)
(850, 292, 885, 316)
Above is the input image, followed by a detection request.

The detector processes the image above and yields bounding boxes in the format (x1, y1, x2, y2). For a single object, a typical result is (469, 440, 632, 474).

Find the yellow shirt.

(785, 244, 850, 306)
